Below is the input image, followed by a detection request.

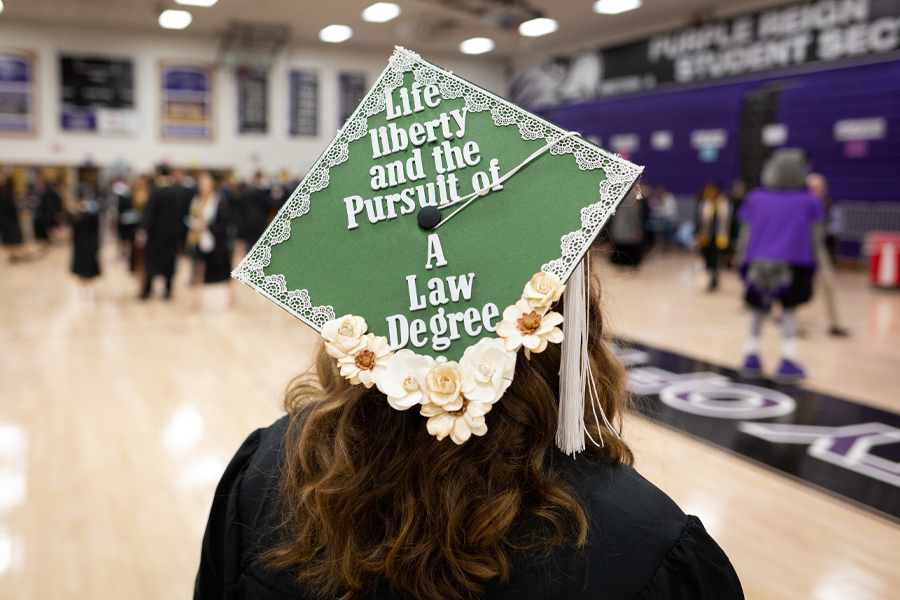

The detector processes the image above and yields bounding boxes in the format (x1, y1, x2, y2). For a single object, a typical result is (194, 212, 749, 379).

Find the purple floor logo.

(739, 422, 900, 489)
(628, 366, 797, 419)
(612, 342, 900, 513)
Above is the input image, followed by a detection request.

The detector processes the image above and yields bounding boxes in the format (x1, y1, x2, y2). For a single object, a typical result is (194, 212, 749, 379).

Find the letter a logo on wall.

(232, 46, 642, 360)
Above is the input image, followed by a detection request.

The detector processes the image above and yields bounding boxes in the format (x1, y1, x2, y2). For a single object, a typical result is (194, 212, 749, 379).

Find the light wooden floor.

(0, 242, 898, 599)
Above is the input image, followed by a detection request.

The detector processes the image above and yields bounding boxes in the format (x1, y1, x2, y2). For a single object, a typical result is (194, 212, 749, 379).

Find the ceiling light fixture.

(519, 17, 558, 37)
(159, 10, 193, 29)
(459, 37, 495, 55)
(0, 1, 4, 15)
(593, 0, 642, 15)
(319, 25, 353, 43)
(175, 0, 218, 7)
(362, 3, 401, 23)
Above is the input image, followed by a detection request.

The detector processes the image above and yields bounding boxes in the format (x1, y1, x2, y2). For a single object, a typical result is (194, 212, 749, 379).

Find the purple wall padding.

(542, 59, 900, 202)
(778, 61, 900, 203)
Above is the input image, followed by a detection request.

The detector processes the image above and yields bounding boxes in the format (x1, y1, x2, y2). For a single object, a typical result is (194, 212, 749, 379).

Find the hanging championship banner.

(289, 70, 318, 137)
(0, 49, 37, 136)
(338, 72, 366, 126)
(160, 62, 215, 141)
(60, 55, 137, 133)
(237, 66, 268, 134)
(511, 0, 900, 109)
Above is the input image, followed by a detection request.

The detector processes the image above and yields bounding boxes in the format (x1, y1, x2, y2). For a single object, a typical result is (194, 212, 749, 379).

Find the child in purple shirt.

(737, 149, 826, 382)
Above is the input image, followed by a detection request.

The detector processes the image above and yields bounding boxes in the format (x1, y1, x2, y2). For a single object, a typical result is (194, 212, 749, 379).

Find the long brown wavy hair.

(263, 264, 633, 599)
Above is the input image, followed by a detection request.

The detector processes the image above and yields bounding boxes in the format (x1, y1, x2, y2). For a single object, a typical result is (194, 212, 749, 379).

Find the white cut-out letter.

(406, 275, 426, 311)
(426, 233, 448, 270)
(446, 273, 474, 302)
(344, 195, 364, 229)
(386, 314, 409, 350)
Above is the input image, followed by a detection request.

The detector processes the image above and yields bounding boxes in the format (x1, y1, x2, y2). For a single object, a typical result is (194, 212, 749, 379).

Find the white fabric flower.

(496, 299, 564, 356)
(460, 338, 516, 405)
(375, 350, 436, 410)
(420, 399, 490, 445)
(336, 334, 392, 388)
(522, 271, 566, 311)
(321, 315, 368, 359)
(424, 361, 464, 411)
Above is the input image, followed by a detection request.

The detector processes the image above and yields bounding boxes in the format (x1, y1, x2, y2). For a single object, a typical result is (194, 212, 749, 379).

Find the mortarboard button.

(417, 206, 441, 230)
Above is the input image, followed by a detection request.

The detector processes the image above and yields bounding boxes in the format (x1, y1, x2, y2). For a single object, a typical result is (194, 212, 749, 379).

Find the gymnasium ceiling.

(1, 0, 797, 63)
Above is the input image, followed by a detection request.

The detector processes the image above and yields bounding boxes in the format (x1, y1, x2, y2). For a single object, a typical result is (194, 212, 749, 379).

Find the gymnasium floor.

(1, 242, 898, 599)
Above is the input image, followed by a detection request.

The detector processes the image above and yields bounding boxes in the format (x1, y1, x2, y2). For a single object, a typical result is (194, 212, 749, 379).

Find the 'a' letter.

(426, 233, 448, 270)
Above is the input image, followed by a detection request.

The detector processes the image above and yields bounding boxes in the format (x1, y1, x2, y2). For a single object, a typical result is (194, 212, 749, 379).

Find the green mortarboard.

(233, 47, 642, 449)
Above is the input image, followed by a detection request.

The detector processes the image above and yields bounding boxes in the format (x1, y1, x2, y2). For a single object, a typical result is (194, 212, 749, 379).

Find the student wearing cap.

(195, 269, 742, 600)
(194, 48, 741, 600)
(737, 149, 827, 382)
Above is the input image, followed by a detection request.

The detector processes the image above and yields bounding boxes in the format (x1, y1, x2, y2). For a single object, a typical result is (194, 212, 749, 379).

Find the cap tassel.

(556, 252, 619, 456)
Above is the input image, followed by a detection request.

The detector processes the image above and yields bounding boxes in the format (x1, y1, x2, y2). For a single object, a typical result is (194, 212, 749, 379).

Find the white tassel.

(557, 256, 588, 455)
(556, 252, 619, 456)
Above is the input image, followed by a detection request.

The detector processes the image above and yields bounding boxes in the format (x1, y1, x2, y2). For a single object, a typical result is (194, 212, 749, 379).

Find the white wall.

(0, 22, 506, 178)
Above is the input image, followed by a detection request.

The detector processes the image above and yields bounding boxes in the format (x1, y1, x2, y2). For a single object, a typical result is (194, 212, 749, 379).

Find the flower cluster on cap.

(321, 271, 566, 445)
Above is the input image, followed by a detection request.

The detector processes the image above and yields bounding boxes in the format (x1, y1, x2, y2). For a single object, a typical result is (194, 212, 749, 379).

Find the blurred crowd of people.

(0, 166, 302, 308)
(603, 150, 849, 382)
(2, 154, 850, 381)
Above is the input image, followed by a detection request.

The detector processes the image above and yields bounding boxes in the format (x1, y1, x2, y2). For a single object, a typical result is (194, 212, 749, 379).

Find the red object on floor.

(866, 231, 900, 288)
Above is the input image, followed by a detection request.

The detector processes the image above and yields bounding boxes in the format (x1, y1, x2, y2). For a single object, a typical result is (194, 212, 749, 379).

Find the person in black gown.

(112, 178, 138, 267)
(136, 167, 191, 300)
(69, 186, 101, 297)
(195, 264, 743, 600)
(0, 172, 26, 263)
(31, 173, 63, 250)
(239, 170, 277, 251)
(606, 184, 649, 268)
(187, 172, 236, 309)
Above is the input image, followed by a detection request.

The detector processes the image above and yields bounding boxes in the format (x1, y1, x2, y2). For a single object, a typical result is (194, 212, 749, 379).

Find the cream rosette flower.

(496, 299, 564, 357)
(420, 399, 490, 445)
(321, 315, 368, 359)
(336, 334, 392, 388)
(522, 271, 566, 312)
(374, 350, 436, 411)
(423, 361, 464, 411)
(460, 338, 516, 405)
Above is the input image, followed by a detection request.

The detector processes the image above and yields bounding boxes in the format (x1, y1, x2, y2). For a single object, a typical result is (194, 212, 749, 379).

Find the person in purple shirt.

(736, 149, 827, 382)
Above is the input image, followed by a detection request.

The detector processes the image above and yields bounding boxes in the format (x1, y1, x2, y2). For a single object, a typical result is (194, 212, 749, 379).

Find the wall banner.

(510, 0, 900, 110)
(338, 72, 366, 127)
(289, 70, 318, 137)
(0, 49, 37, 136)
(160, 62, 215, 141)
(237, 66, 268, 134)
(60, 55, 137, 133)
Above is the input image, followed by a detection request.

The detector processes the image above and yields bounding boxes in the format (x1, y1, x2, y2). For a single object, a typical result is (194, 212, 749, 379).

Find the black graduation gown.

(71, 204, 101, 279)
(194, 196, 236, 284)
(34, 188, 62, 241)
(240, 186, 274, 247)
(195, 416, 743, 600)
(117, 192, 137, 243)
(141, 185, 191, 278)
(0, 189, 23, 246)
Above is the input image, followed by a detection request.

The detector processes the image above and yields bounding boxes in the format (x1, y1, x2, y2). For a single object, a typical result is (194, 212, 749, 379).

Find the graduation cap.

(233, 47, 642, 450)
